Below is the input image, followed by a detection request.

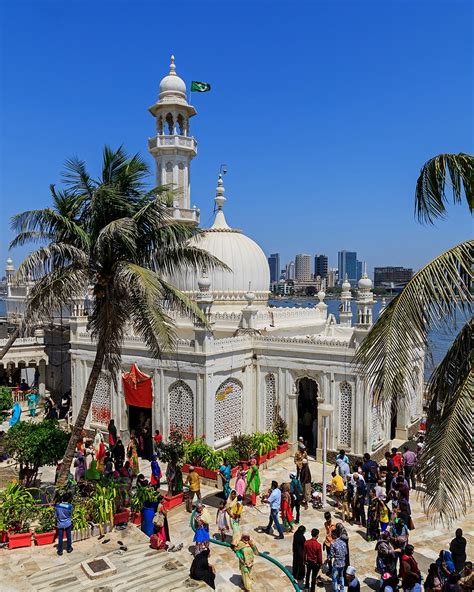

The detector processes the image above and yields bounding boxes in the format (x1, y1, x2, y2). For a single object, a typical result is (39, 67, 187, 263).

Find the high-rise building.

(314, 254, 328, 279)
(295, 254, 312, 281)
(338, 251, 358, 285)
(327, 268, 338, 288)
(356, 260, 363, 282)
(268, 253, 280, 283)
(286, 261, 295, 280)
(374, 266, 413, 287)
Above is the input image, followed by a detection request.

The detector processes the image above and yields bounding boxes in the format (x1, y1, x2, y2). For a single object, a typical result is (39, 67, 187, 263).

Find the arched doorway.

(297, 377, 318, 455)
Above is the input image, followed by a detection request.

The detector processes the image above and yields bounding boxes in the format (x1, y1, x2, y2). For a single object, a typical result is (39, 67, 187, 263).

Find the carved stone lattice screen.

(371, 404, 384, 447)
(91, 373, 111, 426)
(214, 378, 242, 442)
(265, 373, 276, 431)
(339, 381, 352, 447)
(169, 380, 194, 436)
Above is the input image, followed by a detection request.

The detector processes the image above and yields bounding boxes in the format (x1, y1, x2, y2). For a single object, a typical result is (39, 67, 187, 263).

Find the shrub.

(4, 420, 69, 486)
(273, 405, 289, 444)
(0, 482, 36, 533)
(231, 434, 256, 461)
(0, 386, 13, 416)
(35, 506, 56, 534)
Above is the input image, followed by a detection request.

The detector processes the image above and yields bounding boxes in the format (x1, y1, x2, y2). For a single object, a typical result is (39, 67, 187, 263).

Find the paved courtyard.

(0, 454, 471, 591)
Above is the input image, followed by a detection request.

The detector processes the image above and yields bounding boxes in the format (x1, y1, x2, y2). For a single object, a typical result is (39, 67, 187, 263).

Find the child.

(216, 500, 229, 542)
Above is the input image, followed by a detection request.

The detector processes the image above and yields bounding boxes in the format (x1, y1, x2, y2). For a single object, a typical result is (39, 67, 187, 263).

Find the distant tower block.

(148, 55, 199, 224)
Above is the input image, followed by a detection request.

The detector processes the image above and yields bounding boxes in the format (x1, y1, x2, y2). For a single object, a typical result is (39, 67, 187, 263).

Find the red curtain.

(122, 364, 152, 409)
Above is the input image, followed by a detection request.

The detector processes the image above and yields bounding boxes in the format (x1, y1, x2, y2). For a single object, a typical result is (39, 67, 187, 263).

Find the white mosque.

(4, 57, 424, 458)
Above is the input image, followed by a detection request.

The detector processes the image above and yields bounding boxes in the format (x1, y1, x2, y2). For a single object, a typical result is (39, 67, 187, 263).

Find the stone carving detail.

(169, 380, 194, 437)
(339, 381, 352, 447)
(91, 373, 111, 426)
(214, 378, 242, 442)
(265, 373, 276, 431)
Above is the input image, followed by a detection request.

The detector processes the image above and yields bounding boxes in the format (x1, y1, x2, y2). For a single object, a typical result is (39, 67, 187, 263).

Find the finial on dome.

(198, 267, 211, 293)
(214, 174, 226, 210)
(317, 290, 326, 303)
(169, 54, 176, 75)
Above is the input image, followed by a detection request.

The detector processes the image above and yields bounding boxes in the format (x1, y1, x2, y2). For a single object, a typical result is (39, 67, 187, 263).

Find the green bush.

(0, 483, 36, 533)
(222, 446, 239, 467)
(4, 420, 69, 486)
(0, 386, 13, 415)
(231, 434, 256, 461)
(184, 438, 213, 467)
(273, 405, 289, 444)
(35, 506, 56, 534)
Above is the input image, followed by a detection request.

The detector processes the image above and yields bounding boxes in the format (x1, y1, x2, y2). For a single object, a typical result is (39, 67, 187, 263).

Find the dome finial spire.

(169, 54, 176, 75)
(215, 174, 226, 211)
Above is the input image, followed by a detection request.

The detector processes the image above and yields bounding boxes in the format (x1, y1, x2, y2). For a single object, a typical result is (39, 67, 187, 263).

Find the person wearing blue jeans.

(55, 496, 74, 555)
(264, 480, 284, 539)
(330, 536, 348, 592)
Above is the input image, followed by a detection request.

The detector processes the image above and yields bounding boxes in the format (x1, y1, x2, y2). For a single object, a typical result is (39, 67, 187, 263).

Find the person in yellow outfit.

(185, 466, 202, 512)
(234, 533, 258, 591)
(330, 470, 345, 508)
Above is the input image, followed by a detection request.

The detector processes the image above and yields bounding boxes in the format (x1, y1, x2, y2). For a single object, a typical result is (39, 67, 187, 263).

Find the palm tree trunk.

(0, 328, 19, 360)
(56, 341, 106, 486)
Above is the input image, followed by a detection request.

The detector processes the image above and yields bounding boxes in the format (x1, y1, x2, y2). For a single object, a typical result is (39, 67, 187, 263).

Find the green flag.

(191, 81, 211, 92)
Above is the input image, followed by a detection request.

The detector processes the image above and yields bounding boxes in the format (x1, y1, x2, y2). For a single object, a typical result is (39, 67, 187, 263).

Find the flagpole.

(188, 82, 192, 106)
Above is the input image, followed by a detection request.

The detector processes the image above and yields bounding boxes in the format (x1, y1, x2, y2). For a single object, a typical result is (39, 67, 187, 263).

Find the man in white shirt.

(264, 481, 284, 539)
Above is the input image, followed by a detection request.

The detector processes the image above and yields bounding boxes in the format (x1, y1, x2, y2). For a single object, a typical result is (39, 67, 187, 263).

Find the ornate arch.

(339, 381, 352, 447)
(214, 378, 243, 442)
(264, 373, 276, 431)
(169, 380, 194, 437)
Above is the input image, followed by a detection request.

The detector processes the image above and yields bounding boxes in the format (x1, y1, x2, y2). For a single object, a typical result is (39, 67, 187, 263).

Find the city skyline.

(1, 2, 471, 273)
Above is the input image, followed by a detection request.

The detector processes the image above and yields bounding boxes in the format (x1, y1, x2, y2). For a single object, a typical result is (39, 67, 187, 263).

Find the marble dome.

(158, 55, 187, 101)
(173, 176, 270, 308)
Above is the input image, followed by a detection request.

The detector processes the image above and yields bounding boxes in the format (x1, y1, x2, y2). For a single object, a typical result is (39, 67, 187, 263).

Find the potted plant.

(273, 406, 289, 453)
(183, 438, 213, 475)
(34, 506, 56, 546)
(157, 428, 185, 506)
(0, 483, 35, 549)
(266, 433, 278, 459)
(91, 484, 117, 534)
(230, 434, 255, 468)
(71, 504, 91, 542)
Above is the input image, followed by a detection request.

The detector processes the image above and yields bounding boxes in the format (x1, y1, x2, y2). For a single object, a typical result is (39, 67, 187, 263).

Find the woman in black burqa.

(190, 549, 216, 589)
(449, 528, 467, 574)
(292, 525, 307, 581)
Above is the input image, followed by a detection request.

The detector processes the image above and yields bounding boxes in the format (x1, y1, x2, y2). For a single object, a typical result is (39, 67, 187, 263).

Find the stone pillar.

(204, 373, 215, 447)
(38, 359, 46, 396)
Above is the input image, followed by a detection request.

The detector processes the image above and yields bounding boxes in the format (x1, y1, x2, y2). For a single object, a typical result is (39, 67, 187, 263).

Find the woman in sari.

(366, 489, 381, 541)
(150, 454, 161, 488)
(94, 431, 106, 473)
(107, 419, 117, 448)
(153, 497, 170, 547)
(193, 504, 211, 556)
(280, 483, 294, 532)
(292, 525, 307, 581)
(219, 459, 232, 500)
(74, 456, 85, 482)
(246, 459, 261, 506)
(27, 391, 39, 417)
(234, 533, 258, 591)
(127, 435, 140, 476)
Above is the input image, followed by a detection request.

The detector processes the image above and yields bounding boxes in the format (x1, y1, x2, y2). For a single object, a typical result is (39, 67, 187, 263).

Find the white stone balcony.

(148, 135, 197, 153)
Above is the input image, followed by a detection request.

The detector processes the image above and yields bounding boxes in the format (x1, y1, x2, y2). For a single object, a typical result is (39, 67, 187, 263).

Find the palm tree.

(10, 146, 225, 485)
(355, 153, 473, 523)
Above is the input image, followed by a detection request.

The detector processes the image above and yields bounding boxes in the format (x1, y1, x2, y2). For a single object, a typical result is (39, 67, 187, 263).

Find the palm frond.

(354, 240, 473, 413)
(15, 243, 89, 281)
(415, 153, 473, 224)
(9, 231, 53, 249)
(419, 318, 473, 523)
(62, 156, 95, 198)
(94, 217, 137, 260)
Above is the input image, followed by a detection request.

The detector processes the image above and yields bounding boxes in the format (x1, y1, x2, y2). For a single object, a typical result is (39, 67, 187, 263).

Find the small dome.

(159, 55, 186, 99)
(358, 275, 373, 290)
(6, 257, 14, 270)
(341, 274, 351, 291)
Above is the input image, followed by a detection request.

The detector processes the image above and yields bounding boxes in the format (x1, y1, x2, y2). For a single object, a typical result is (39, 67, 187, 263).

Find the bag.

(408, 516, 415, 530)
(153, 512, 165, 528)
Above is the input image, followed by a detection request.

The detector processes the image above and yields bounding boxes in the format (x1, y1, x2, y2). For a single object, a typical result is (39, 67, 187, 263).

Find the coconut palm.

(355, 153, 473, 523)
(10, 145, 225, 485)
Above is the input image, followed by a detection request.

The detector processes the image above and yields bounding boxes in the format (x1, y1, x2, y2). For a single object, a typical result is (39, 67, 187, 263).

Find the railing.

(0, 336, 43, 347)
(148, 135, 197, 151)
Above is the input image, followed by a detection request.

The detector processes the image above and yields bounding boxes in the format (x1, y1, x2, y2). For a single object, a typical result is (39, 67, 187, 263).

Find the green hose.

(190, 509, 301, 591)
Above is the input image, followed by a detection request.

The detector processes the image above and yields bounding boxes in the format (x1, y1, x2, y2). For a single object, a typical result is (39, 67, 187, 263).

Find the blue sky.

(0, 0, 472, 276)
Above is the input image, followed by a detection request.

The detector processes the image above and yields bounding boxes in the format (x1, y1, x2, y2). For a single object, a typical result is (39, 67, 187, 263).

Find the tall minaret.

(355, 265, 374, 329)
(148, 55, 199, 224)
(339, 274, 353, 326)
(5, 257, 14, 297)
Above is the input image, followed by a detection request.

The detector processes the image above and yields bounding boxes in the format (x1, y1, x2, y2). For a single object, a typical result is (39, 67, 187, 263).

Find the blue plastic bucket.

(141, 504, 157, 536)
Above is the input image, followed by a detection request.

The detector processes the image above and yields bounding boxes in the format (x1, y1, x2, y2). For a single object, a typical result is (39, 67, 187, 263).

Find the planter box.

(267, 449, 277, 459)
(276, 442, 289, 454)
(231, 466, 239, 478)
(131, 512, 142, 525)
(256, 453, 268, 465)
(34, 531, 56, 546)
(8, 532, 32, 549)
(90, 522, 111, 536)
(113, 509, 130, 525)
(163, 492, 184, 510)
(201, 468, 219, 480)
(0, 531, 8, 543)
(72, 527, 91, 542)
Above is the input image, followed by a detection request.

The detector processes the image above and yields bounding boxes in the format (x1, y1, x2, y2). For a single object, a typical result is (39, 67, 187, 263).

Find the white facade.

(65, 58, 424, 456)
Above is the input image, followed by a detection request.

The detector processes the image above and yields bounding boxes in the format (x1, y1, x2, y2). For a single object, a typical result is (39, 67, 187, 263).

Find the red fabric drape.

(122, 364, 152, 408)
